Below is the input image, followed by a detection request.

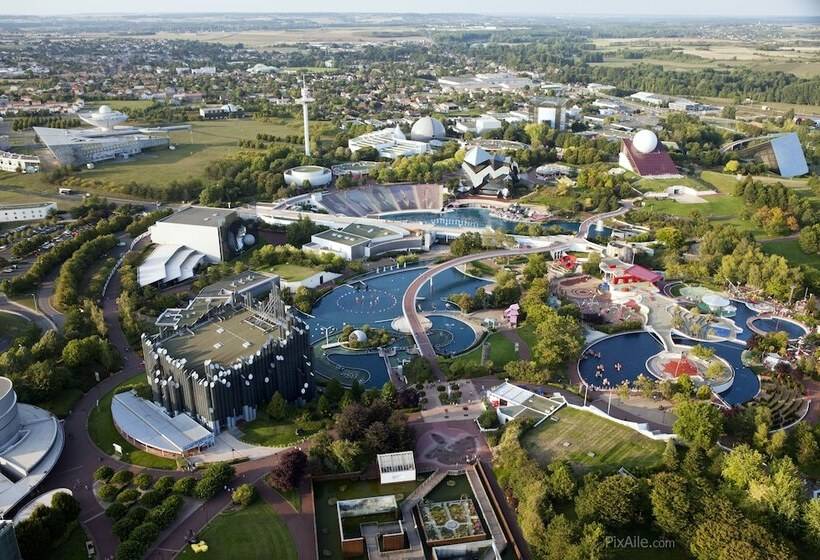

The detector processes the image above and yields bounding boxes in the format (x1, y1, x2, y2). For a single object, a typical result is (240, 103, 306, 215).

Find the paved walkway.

(256, 478, 317, 560)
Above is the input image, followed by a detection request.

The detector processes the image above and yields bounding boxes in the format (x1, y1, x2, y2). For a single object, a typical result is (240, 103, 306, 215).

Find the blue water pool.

(302, 267, 489, 342)
(381, 207, 611, 238)
(427, 315, 477, 356)
(750, 317, 807, 340)
(578, 331, 664, 389)
(672, 335, 760, 406)
(323, 350, 390, 389)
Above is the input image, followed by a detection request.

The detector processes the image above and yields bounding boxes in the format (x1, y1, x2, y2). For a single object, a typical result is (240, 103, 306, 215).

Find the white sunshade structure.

(377, 451, 416, 484)
(111, 390, 214, 456)
(137, 244, 205, 286)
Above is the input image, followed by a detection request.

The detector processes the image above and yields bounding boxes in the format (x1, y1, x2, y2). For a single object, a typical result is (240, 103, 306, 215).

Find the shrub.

(147, 494, 183, 529)
(129, 522, 160, 549)
(477, 405, 500, 430)
(112, 516, 140, 540)
(134, 473, 153, 490)
(173, 477, 196, 496)
(116, 539, 144, 560)
(94, 465, 114, 481)
(105, 502, 128, 520)
(139, 489, 165, 508)
(194, 462, 235, 500)
(111, 470, 134, 486)
(98, 483, 121, 502)
(51, 492, 81, 522)
(154, 475, 175, 492)
(232, 483, 257, 507)
(116, 488, 140, 504)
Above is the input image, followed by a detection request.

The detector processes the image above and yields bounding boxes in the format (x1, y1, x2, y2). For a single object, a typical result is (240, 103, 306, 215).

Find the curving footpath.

(575, 200, 634, 239)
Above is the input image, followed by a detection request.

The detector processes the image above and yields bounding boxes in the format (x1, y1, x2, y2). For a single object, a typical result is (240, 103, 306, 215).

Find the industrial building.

(138, 206, 255, 287)
(141, 275, 314, 434)
(0, 202, 56, 223)
(437, 72, 533, 92)
(0, 377, 64, 518)
(0, 151, 39, 174)
(199, 104, 244, 120)
(529, 96, 567, 130)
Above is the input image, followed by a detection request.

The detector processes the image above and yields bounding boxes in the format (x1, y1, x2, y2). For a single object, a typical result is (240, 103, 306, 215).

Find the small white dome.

(349, 329, 368, 343)
(98, 105, 112, 114)
(410, 116, 446, 142)
(633, 129, 658, 154)
(243, 234, 256, 246)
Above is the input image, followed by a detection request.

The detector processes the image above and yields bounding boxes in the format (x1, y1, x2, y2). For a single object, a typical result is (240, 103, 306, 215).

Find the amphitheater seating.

(319, 184, 443, 217)
(751, 375, 808, 429)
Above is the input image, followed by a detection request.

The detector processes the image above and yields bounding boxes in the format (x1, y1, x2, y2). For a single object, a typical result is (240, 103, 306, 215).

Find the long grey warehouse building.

(141, 275, 315, 433)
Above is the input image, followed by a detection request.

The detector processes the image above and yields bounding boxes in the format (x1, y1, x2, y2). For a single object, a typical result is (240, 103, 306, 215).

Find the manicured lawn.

(87, 372, 177, 469)
(53, 521, 91, 560)
(264, 476, 302, 512)
(448, 331, 516, 370)
(517, 323, 537, 353)
(0, 310, 32, 341)
(521, 406, 665, 473)
(269, 263, 322, 282)
(520, 187, 577, 211)
(240, 410, 324, 447)
(700, 170, 740, 193)
(635, 176, 711, 193)
(642, 194, 762, 235)
(762, 238, 820, 270)
(178, 501, 297, 560)
(465, 260, 496, 279)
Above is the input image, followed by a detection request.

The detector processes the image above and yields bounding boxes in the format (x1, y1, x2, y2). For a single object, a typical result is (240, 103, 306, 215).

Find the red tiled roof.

(622, 139, 679, 177)
(625, 265, 662, 283)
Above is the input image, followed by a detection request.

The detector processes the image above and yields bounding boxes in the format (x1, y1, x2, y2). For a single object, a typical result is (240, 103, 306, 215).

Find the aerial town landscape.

(1, 2, 820, 559)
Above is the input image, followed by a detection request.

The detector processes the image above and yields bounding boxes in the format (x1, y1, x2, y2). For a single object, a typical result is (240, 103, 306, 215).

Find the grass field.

(129, 29, 429, 47)
(0, 310, 32, 343)
(521, 406, 665, 473)
(87, 372, 177, 469)
(79, 119, 306, 187)
(447, 331, 516, 371)
(178, 501, 297, 560)
(762, 238, 820, 270)
(53, 521, 90, 560)
(239, 410, 324, 447)
(268, 263, 322, 282)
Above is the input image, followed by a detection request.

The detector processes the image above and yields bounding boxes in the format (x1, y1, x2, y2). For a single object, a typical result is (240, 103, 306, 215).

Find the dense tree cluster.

(16, 115, 80, 130)
(15, 492, 81, 560)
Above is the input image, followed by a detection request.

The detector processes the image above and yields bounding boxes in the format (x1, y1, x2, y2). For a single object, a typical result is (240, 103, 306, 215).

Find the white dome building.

(349, 329, 368, 344)
(632, 129, 659, 154)
(284, 165, 333, 188)
(78, 105, 128, 130)
(410, 116, 446, 142)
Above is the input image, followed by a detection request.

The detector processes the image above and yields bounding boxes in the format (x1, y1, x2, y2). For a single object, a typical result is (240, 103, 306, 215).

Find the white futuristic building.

(77, 105, 128, 130)
(138, 206, 255, 286)
(0, 377, 64, 517)
(409, 116, 446, 142)
(732, 132, 809, 178)
(284, 165, 332, 188)
(348, 126, 429, 159)
(34, 105, 189, 167)
(461, 146, 519, 190)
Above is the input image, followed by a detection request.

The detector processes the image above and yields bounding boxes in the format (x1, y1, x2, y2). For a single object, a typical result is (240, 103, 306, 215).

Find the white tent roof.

(702, 294, 731, 308)
(464, 146, 490, 167)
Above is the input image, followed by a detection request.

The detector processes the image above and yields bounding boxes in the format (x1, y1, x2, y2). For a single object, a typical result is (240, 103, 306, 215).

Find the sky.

(21, 0, 820, 17)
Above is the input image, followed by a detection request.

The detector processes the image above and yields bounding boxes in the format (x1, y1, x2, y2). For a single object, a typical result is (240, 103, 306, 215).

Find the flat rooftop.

(161, 307, 281, 373)
(159, 206, 236, 227)
(341, 223, 394, 240)
(0, 202, 54, 210)
(313, 228, 370, 247)
(198, 271, 276, 298)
